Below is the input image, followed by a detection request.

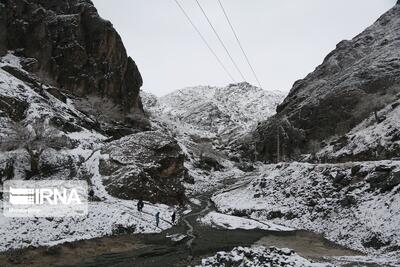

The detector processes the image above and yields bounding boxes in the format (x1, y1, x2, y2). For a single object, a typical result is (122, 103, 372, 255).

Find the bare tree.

(0, 121, 63, 178)
(308, 140, 321, 161)
(74, 95, 124, 124)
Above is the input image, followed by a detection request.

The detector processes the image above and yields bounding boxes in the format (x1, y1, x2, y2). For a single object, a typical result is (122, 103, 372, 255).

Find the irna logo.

(9, 187, 82, 205)
(3, 180, 88, 218)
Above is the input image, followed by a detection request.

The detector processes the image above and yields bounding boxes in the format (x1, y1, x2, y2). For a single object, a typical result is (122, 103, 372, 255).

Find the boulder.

(100, 131, 186, 205)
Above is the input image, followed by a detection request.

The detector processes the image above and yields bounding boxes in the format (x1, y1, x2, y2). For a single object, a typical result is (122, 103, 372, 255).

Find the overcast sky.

(92, 0, 396, 96)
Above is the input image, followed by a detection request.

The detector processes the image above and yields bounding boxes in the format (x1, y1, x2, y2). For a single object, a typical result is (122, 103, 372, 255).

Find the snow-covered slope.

(212, 161, 400, 265)
(0, 52, 179, 251)
(252, 2, 400, 162)
(141, 83, 285, 192)
(317, 100, 400, 162)
(152, 82, 284, 138)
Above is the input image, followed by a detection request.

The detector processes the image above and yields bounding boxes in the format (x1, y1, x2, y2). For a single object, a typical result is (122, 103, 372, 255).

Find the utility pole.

(277, 126, 280, 163)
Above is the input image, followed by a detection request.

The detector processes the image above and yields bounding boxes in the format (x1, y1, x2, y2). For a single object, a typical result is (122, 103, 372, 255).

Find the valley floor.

(1, 159, 399, 266)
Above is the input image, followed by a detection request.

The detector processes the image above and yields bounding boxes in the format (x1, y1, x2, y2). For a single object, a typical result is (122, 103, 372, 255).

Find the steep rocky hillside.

(250, 2, 400, 163)
(0, 0, 143, 113)
(142, 83, 284, 181)
(0, 0, 185, 251)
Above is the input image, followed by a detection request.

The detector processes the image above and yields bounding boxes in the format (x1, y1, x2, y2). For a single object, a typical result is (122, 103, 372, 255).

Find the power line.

(195, 0, 247, 82)
(217, 0, 263, 89)
(173, 0, 236, 83)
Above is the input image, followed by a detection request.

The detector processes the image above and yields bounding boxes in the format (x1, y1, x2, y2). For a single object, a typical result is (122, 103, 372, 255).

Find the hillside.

(0, 0, 184, 251)
(249, 2, 400, 163)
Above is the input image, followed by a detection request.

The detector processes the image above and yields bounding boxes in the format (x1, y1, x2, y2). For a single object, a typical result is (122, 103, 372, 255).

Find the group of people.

(137, 199, 176, 227)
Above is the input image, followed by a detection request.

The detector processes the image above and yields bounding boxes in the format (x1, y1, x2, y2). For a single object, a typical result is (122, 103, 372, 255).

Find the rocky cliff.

(251, 3, 400, 163)
(0, 0, 186, 250)
(0, 0, 143, 113)
(0, 0, 185, 206)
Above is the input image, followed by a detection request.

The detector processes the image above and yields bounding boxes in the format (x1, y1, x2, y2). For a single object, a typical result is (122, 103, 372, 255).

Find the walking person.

(137, 199, 144, 212)
(171, 211, 176, 224)
(155, 211, 160, 227)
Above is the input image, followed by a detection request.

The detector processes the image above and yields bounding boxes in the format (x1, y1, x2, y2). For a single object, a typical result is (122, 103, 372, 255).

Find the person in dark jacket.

(155, 212, 160, 227)
(171, 211, 176, 224)
(137, 199, 144, 212)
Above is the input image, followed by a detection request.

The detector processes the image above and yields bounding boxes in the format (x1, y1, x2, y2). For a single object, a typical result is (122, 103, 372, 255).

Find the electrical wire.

(173, 0, 236, 83)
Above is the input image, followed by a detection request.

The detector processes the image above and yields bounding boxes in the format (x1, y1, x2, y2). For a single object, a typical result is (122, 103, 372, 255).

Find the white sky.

(92, 0, 397, 96)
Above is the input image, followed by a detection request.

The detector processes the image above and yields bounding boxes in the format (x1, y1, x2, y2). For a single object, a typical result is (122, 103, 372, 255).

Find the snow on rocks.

(318, 101, 400, 162)
(0, 52, 179, 251)
(196, 246, 332, 267)
(212, 162, 400, 264)
(146, 83, 284, 138)
(198, 211, 293, 231)
(100, 131, 186, 205)
(166, 233, 187, 242)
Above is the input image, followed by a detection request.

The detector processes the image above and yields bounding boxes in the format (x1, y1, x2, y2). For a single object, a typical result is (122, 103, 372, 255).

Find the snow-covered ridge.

(143, 82, 285, 138)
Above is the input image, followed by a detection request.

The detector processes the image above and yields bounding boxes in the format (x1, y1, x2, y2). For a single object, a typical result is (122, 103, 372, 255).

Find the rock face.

(0, 0, 143, 113)
(100, 131, 186, 205)
(251, 4, 400, 162)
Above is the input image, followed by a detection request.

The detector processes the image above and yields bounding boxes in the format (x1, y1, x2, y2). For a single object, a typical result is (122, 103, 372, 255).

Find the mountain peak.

(228, 82, 255, 89)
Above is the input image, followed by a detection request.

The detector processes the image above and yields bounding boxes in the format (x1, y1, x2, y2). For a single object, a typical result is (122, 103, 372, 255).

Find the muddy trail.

(59, 196, 367, 267)
(0, 169, 376, 267)
(0, 194, 367, 267)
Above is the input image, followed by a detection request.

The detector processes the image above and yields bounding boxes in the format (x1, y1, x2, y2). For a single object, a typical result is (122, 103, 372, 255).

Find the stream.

(49, 195, 363, 267)
(0, 176, 377, 267)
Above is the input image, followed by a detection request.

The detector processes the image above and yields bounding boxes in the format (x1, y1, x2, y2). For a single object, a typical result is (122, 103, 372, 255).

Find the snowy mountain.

(1, 0, 400, 266)
(142, 83, 285, 175)
(153, 82, 284, 138)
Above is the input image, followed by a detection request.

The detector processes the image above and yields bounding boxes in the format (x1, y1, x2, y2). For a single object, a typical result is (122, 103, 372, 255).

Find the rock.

(363, 234, 389, 249)
(195, 155, 224, 172)
(197, 246, 327, 267)
(351, 165, 362, 176)
(387, 170, 400, 190)
(340, 194, 357, 207)
(332, 171, 351, 186)
(100, 131, 186, 205)
(266, 210, 284, 219)
(0, 3, 7, 56)
(367, 169, 400, 192)
(1, 0, 143, 113)
(236, 162, 255, 172)
(375, 165, 393, 172)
